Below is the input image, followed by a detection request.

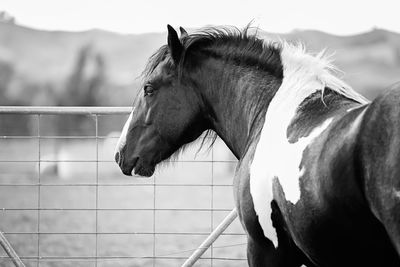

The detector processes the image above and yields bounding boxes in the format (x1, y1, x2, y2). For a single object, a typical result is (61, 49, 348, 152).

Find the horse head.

(115, 25, 209, 177)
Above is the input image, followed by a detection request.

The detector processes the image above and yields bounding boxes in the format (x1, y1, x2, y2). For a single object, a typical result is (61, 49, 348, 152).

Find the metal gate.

(0, 106, 246, 267)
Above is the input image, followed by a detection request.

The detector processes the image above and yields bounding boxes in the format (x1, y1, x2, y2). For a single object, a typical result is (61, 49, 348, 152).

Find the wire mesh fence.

(0, 107, 246, 267)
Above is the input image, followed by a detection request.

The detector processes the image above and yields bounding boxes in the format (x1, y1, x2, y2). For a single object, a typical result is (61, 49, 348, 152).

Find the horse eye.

(144, 85, 155, 96)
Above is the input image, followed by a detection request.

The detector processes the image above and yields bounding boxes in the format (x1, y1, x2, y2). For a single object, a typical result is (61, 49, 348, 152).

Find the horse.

(114, 25, 400, 266)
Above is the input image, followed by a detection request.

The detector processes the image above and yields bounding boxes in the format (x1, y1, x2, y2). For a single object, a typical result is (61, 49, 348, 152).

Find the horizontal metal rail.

(2, 208, 233, 211)
(0, 106, 131, 115)
(0, 136, 220, 140)
(0, 184, 233, 187)
(0, 256, 246, 261)
(2, 232, 245, 236)
(0, 160, 236, 163)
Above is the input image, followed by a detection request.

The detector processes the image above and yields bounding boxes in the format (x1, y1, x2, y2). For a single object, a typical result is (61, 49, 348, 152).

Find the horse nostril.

(115, 151, 120, 164)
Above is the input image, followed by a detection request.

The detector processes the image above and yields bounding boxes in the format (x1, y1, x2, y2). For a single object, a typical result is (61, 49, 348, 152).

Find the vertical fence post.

(37, 114, 41, 267)
(95, 115, 99, 267)
(153, 174, 156, 267)
(210, 146, 214, 266)
(0, 232, 25, 267)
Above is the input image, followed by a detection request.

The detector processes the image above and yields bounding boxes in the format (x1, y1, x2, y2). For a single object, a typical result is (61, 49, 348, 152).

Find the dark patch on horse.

(287, 88, 360, 143)
(288, 101, 400, 266)
(271, 176, 319, 266)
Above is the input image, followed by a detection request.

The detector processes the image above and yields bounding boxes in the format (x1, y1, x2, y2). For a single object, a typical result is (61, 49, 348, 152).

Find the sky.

(1, 0, 399, 35)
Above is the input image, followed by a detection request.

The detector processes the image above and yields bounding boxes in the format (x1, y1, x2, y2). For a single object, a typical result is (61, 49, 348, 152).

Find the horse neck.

(197, 59, 281, 159)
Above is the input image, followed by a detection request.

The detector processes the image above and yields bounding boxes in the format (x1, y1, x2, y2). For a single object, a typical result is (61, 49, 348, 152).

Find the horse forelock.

(142, 45, 171, 79)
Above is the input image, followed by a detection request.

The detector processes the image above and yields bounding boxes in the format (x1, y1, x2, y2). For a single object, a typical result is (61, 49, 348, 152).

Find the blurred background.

(0, 0, 400, 134)
(0, 0, 399, 266)
(0, 1, 399, 135)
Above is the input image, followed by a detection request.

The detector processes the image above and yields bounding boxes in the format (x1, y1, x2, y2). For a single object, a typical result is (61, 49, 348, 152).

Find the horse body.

(115, 25, 400, 266)
(236, 88, 400, 266)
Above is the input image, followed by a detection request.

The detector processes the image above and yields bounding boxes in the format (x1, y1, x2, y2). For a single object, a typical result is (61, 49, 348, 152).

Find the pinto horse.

(114, 25, 400, 266)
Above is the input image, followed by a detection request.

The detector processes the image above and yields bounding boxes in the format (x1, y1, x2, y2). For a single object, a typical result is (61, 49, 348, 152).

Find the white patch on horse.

(115, 110, 134, 156)
(249, 43, 364, 247)
(347, 107, 367, 136)
(347, 107, 358, 113)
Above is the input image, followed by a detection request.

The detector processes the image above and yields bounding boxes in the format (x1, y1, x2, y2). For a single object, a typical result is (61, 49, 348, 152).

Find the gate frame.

(0, 106, 241, 266)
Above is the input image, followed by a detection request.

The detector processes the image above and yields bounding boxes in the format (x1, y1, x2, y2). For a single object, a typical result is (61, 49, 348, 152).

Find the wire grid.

(0, 107, 246, 267)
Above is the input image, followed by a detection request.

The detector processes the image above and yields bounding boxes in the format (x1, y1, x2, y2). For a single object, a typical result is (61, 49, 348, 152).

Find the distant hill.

(0, 22, 165, 85)
(0, 22, 399, 105)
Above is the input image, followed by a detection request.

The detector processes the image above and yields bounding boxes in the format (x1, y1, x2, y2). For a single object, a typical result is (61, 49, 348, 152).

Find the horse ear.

(179, 27, 188, 38)
(167, 24, 183, 64)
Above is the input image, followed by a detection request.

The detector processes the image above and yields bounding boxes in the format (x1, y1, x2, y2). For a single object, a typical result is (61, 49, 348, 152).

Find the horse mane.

(143, 25, 369, 155)
(278, 42, 369, 104)
(145, 25, 368, 104)
(144, 25, 283, 78)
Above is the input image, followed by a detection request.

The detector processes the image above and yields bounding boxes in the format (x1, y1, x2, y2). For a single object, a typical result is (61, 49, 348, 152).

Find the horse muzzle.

(114, 147, 139, 176)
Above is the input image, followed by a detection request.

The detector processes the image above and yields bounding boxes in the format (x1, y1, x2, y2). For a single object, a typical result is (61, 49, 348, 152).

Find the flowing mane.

(279, 42, 369, 104)
(145, 26, 369, 105)
(144, 26, 282, 78)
